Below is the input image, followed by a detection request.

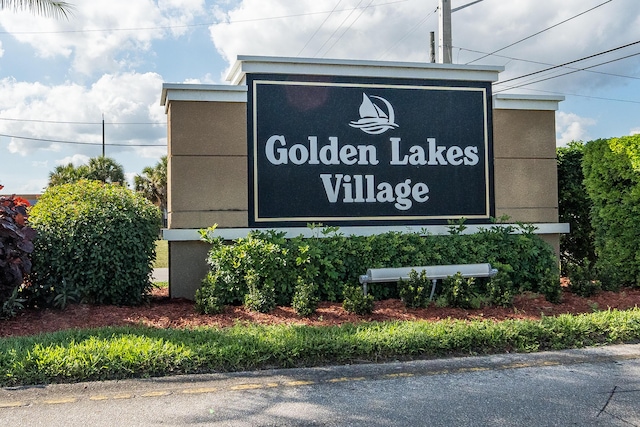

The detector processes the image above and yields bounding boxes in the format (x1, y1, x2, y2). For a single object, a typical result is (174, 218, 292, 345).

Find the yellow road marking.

(43, 397, 77, 405)
(285, 380, 315, 386)
(384, 373, 414, 378)
(0, 401, 27, 408)
(90, 393, 133, 401)
(182, 387, 217, 394)
(328, 377, 366, 382)
(230, 383, 263, 390)
(141, 391, 172, 397)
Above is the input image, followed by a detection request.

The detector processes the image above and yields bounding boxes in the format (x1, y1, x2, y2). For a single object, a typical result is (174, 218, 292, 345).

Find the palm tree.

(85, 156, 126, 185)
(48, 163, 87, 186)
(48, 157, 125, 187)
(0, 0, 75, 19)
(134, 156, 167, 224)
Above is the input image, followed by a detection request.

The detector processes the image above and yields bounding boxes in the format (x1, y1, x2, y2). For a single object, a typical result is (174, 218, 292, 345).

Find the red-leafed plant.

(0, 186, 36, 317)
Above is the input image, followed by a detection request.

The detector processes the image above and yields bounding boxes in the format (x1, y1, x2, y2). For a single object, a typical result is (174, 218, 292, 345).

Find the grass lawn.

(154, 239, 168, 269)
(2, 308, 640, 387)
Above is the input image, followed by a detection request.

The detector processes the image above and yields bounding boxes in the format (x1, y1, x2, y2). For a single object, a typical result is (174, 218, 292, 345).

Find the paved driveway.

(1, 344, 639, 426)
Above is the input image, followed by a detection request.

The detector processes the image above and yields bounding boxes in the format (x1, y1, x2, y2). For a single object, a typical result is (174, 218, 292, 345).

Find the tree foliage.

(48, 156, 126, 187)
(0, 0, 74, 19)
(556, 142, 595, 272)
(582, 135, 640, 287)
(134, 156, 167, 215)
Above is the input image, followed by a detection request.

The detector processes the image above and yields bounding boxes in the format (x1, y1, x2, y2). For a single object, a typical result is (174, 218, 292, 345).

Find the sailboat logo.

(349, 93, 399, 135)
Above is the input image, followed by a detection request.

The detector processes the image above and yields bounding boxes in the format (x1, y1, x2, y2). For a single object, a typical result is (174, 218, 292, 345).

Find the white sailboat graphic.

(349, 93, 398, 135)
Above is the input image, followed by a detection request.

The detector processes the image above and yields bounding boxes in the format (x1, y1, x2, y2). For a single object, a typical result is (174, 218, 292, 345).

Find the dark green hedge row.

(557, 142, 595, 273)
(196, 223, 561, 314)
(582, 136, 640, 287)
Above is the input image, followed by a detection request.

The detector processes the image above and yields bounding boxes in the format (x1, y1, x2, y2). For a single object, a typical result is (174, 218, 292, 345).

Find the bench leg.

(429, 279, 437, 301)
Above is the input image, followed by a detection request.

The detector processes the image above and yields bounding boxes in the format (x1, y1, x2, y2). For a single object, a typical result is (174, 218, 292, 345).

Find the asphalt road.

(1, 343, 639, 426)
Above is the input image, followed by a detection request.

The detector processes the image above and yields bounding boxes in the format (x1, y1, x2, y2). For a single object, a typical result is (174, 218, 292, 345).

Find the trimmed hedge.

(27, 180, 161, 306)
(557, 142, 595, 273)
(582, 136, 640, 287)
(196, 222, 561, 314)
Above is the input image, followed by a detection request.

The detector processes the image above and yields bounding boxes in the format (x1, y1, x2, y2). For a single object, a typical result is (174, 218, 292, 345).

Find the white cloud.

(0, 72, 165, 156)
(556, 111, 596, 146)
(56, 154, 90, 167)
(631, 128, 640, 135)
(0, 0, 207, 76)
(209, 0, 640, 91)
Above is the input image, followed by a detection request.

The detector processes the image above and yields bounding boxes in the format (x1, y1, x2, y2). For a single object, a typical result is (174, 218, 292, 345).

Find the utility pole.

(437, 0, 485, 64)
(430, 31, 436, 63)
(102, 114, 105, 157)
(438, 0, 452, 63)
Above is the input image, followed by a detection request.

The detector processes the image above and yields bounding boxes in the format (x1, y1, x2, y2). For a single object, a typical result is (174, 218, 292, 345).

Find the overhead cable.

(0, 0, 409, 35)
(455, 46, 640, 81)
(465, 0, 614, 65)
(0, 133, 166, 147)
(494, 39, 640, 86)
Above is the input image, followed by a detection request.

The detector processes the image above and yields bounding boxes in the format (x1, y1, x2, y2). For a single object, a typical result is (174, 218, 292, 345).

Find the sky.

(0, 0, 639, 194)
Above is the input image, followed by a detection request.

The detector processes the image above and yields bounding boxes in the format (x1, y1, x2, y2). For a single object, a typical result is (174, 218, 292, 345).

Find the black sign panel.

(247, 74, 494, 226)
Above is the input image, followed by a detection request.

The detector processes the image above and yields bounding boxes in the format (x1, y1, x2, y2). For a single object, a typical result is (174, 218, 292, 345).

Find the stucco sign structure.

(160, 56, 568, 300)
(248, 75, 494, 226)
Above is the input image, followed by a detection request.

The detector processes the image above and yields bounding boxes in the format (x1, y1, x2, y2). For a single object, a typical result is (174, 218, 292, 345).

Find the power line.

(0, 117, 166, 125)
(465, 0, 614, 65)
(494, 39, 640, 86)
(378, 6, 438, 61)
(0, 133, 166, 147)
(297, 0, 343, 57)
(0, 0, 410, 35)
(493, 51, 640, 93)
(455, 46, 640, 81)
(312, 0, 366, 57)
(496, 85, 640, 105)
(322, 0, 376, 57)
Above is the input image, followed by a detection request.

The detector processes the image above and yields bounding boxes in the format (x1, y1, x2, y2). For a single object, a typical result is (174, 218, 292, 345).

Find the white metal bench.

(358, 263, 498, 300)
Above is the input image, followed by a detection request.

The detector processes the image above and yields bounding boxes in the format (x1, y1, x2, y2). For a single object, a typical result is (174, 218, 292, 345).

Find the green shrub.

(197, 222, 561, 313)
(583, 136, 640, 287)
(439, 273, 479, 309)
(342, 284, 374, 315)
(243, 270, 277, 313)
(195, 272, 225, 314)
(292, 276, 319, 317)
(398, 269, 431, 308)
(486, 264, 515, 307)
(557, 142, 596, 274)
(567, 259, 603, 297)
(27, 180, 161, 306)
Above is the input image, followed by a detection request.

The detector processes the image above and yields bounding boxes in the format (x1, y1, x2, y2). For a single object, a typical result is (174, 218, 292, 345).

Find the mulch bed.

(2, 286, 640, 338)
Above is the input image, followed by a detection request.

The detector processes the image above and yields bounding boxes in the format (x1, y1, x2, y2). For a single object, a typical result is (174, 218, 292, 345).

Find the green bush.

(196, 222, 561, 313)
(398, 269, 431, 308)
(486, 263, 516, 307)
(292, 276, 319, 317)
(342, 284, 374, 315)
(27, 180, 161, 306)
(557, 142, 596, 274)
(567, 259, 603, 297)
(440, 272, 479, 309)
(583, 136, 640, 287)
